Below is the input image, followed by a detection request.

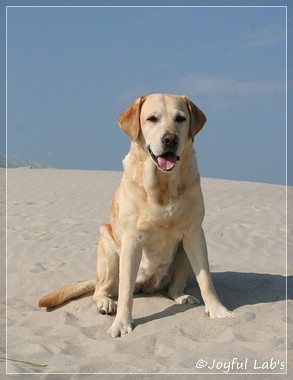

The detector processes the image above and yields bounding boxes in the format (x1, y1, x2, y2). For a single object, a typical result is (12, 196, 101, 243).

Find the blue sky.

(6, 3, 287, 184)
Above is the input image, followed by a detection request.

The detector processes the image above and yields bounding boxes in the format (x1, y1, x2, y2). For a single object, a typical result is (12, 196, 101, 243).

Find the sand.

(2, 167, 292, 378)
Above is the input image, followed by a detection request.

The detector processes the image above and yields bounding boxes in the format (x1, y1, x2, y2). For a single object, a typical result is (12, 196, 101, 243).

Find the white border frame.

(5, 3, 288, 376)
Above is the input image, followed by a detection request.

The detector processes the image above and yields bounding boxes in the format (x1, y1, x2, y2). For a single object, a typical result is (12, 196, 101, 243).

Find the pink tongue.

(157, 153, 177, 171)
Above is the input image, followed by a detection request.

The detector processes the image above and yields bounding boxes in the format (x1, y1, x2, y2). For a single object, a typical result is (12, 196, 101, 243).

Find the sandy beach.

(3, 167, 292, 378)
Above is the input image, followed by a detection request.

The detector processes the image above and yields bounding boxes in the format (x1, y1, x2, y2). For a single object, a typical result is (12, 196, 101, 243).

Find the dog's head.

(118, 94, 206, 172)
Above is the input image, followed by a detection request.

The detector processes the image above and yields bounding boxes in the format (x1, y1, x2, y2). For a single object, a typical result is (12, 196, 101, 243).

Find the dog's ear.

(182, 96, 207, 142)
(118, 96, 146, 141)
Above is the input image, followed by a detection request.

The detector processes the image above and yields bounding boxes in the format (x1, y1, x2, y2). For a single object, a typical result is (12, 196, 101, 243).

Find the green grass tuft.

(0, 356, 48, 369)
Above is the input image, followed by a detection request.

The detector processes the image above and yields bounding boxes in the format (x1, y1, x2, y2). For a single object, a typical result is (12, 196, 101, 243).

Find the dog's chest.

(134, 199, 187, 292)
(137, 195, 188, 232)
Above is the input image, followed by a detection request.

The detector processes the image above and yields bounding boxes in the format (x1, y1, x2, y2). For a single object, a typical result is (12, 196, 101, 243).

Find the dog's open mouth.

(148, 147, 180, 172)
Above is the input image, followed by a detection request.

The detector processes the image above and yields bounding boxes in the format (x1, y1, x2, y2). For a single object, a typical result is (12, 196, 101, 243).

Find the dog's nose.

(162, 133, 179, 148)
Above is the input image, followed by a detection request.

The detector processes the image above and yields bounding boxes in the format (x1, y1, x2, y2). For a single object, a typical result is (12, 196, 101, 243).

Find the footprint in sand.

(31, 261, 66, 273)
(63, 312, 98, 340)
(58, 217, 81, 226)
(21, 231, 51, 241)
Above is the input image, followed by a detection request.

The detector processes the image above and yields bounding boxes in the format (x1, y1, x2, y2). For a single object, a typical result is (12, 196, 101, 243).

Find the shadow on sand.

(134, 271, 291, 327)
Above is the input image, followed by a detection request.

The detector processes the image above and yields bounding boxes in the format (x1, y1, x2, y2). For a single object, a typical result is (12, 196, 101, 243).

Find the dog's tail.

(38, 279, 96, 308)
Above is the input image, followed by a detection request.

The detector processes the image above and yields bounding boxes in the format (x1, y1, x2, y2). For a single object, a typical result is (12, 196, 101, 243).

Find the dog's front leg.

(183, 227, 234, 318)
(107, 234, 142, 338)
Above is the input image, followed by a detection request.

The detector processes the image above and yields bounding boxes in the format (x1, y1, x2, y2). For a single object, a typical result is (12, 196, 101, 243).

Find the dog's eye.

(174, 114, 187, 123)
(147, 115, 159, 123)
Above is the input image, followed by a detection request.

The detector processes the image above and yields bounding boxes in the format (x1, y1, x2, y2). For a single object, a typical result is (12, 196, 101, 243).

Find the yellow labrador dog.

(39, 94, 233, 337)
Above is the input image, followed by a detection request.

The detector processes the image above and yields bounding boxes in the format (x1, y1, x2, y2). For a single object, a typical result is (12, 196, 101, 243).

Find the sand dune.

(3, 168, 291, 377)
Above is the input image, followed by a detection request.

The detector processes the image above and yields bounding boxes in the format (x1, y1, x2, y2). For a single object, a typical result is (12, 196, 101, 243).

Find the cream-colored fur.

(39, 94, 234, 337)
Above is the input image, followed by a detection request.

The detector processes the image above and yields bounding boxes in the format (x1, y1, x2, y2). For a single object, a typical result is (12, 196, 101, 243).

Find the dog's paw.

(107, 316, 134, 338)
(96, 297, 117, 315)
(205, 302, 235, 319)
(174, 294, 201, 305)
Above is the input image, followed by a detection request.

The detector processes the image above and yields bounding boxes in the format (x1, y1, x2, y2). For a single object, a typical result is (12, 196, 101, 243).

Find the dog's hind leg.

(93, 224, 119, 315)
